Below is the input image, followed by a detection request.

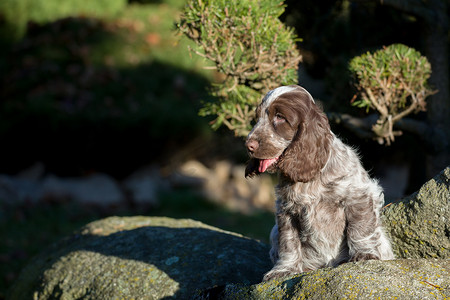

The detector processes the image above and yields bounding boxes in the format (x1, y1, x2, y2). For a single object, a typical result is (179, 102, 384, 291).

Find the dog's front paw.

(350, 253, 379, 262)
(263, 269, 294, 282)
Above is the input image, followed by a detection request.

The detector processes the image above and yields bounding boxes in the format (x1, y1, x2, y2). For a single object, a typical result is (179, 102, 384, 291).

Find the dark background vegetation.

(0, 0, 448, 297)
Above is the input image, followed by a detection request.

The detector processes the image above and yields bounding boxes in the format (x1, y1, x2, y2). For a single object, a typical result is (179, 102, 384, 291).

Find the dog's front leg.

(345, 199, 385, 261)
(263, 212, 303, 281)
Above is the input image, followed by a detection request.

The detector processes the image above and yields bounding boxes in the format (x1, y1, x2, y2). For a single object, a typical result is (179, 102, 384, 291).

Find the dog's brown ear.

(245, 158, 260, 178)
(277, 104, 332, 182)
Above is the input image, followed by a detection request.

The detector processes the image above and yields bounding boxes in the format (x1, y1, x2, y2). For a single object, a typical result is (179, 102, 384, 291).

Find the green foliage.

(0, 0, 126, 42)
(0, 0, 27, 42)
(349, 44, 436, 144)
(178, 0, 301, 137)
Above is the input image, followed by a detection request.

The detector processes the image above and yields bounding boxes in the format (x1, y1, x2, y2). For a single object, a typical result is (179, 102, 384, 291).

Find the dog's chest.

(275, 182, 321, 213)
(276, 183, 346, 244)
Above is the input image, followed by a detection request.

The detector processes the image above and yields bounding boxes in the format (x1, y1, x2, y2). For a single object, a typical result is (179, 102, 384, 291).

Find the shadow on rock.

(8, 217, 271, 299)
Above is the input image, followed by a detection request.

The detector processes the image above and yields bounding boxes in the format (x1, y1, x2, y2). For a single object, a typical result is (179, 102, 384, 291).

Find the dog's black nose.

(246, 139, 259, 153)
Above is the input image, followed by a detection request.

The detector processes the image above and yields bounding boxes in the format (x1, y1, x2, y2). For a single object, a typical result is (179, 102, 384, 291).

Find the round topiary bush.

(349, 43, 436, 144)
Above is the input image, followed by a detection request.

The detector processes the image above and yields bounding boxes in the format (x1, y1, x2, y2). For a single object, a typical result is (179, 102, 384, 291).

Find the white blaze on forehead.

(261, 86, 298, 109)
(260, 85, 315, 111)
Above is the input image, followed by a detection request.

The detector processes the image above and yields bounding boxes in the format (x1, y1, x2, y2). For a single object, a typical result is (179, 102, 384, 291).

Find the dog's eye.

(274, 113, 285, 122)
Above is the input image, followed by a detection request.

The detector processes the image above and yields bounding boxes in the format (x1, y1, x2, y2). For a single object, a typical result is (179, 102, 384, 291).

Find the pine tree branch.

(328, 112, 447, 152)
(327, 112, 377, 140)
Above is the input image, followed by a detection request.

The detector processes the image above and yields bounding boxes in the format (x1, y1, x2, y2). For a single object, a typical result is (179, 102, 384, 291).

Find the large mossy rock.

(9, 167, 450, 299)
(8, 216, 271, 299)
(213, 259, 450, 299)
(382, 166, 450, 258)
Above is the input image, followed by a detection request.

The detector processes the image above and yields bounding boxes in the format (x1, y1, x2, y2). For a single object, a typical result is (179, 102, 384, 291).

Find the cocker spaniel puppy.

(245, 85, 394, 281)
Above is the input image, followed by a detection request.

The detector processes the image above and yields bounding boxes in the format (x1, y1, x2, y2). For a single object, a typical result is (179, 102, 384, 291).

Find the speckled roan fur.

(245, 85, 394, 281)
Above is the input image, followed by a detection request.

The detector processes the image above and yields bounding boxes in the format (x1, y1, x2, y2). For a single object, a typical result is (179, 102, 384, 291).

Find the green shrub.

(178, 0, 301, 137)
(349, 44, 436, 144)
(0, 0, 126, 41)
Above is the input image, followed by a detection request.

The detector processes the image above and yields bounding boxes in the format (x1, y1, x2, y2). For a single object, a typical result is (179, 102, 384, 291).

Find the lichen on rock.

(382, 166, 450, 259)
(215, 259, 450, 299)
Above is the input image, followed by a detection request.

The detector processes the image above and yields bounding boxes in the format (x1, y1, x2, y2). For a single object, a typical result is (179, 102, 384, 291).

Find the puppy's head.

(245, 85, 332, 182)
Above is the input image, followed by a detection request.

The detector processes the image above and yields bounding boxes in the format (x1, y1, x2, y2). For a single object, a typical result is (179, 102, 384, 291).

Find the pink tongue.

(259, 158, 278, 173)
